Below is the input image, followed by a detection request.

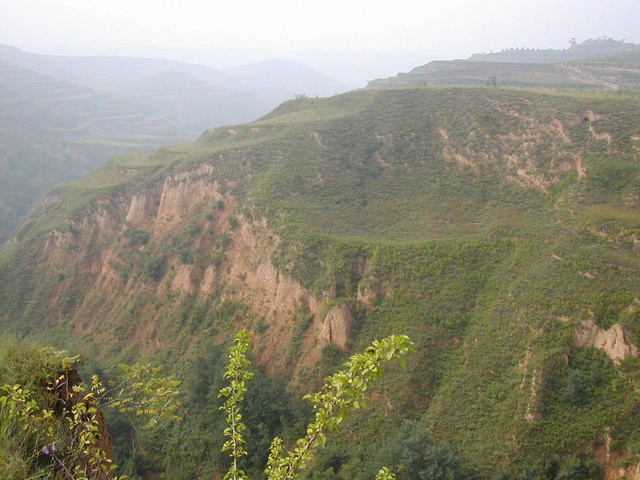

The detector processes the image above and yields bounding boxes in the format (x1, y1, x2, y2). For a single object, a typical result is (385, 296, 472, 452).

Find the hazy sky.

(1, 0, 638, 59)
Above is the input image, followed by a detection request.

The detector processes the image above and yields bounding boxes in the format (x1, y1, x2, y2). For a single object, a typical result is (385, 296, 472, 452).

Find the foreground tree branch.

(220, 330, 414, 480)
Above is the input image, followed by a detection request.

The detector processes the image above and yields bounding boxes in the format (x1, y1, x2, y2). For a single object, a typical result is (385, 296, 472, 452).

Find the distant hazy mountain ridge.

(469, 37, 640, 63)
(0, 45, 346, 241)
(369, 38, 640, 89)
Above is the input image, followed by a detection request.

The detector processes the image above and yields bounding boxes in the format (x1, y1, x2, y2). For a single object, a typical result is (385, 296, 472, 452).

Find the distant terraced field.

(0, 44, 347, 242)
(0, 61, 190, 241)
(369, 51, 640, 89)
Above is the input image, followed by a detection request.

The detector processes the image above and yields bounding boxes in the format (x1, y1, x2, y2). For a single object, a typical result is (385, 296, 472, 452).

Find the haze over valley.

(0, 44, 348, 240)
(1, 1, 640, 479)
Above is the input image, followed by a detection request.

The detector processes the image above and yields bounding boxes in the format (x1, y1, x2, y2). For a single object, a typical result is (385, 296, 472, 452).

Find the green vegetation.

(0, 61, 188, 243)
(0, 337, 181, 479)
(0, 85, 639, 478)
(219, 330, 413, 480)
(0, 45, 350, 242)
(0, 331, 413, 480)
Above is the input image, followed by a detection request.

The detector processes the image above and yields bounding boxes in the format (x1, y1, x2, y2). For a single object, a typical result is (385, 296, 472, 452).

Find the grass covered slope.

(1, 87, 639, 478)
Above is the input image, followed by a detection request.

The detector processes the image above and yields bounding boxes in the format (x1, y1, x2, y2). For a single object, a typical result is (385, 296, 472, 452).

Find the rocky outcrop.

(317, 304, 353, 350)
(574, 319, 639, 364)
(595, 429, 640, 480)
(156, 165, 216, 230)
(125, 190, 160, 227)
(32, 161, 362, 370)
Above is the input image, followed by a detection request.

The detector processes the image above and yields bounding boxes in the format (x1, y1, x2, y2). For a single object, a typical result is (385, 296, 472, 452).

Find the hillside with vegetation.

(369, 45, 640, 90)
(1, 86, 639, 479)
(0, 60, 197, 242)
(0, 45, 346, 242)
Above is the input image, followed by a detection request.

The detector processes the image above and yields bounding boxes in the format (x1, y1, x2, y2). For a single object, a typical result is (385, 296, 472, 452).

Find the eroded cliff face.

(4, 87, 640, 478)
(438, 109, 613, 192)
(595, 429, 640, 480)
(36, 162, 361, 372)
(575, 318, 639, 365)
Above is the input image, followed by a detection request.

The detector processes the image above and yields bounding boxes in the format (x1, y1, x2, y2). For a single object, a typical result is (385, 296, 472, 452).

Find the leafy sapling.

(1, 352, 182, 480)
(219, 330, 414, 480)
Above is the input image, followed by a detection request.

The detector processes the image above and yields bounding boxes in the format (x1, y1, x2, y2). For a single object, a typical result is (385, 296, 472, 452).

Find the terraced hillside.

(369, 51, 640, 90)
(1, 87, 639, 479)
(0, 60, 191, 241)
(0, 45, 346, 242)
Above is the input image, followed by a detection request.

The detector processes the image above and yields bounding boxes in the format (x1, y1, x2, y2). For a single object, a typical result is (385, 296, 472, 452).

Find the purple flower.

(41, 443, 57, 455)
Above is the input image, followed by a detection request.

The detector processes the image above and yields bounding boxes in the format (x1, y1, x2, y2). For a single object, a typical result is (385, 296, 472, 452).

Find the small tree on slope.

(219, 330, 414, 480)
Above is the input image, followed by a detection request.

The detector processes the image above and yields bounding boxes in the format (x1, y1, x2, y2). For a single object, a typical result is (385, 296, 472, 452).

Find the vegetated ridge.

(1, 86, 639, 479)
(369, 39, 640, 90)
